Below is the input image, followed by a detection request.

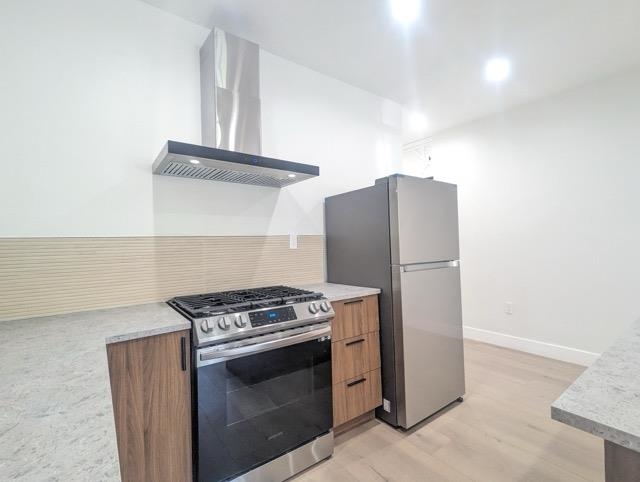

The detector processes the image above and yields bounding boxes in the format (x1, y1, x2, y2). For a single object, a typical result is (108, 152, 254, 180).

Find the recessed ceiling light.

(189, 159, 200, 165)
(390, 0, 420, 24)
(484, 57, 511, 83)
(408, 112, 428, 132)
(287, 174, 296, 178)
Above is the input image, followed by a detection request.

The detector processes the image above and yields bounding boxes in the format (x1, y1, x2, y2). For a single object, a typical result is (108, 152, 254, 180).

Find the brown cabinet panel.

(369, 367, 382, 408)
(107, 330, 192, 482)
(331, 294, 381, 430)
(367, 331, 381, 373)
(331, 295, 379, 341)
(332, 332, 380, 384)
(332, 368, 382, 427)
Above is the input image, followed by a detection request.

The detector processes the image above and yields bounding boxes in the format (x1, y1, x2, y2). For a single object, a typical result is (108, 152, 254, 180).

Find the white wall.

(0, 0, 402, 237)
(402, 67, 640, 358)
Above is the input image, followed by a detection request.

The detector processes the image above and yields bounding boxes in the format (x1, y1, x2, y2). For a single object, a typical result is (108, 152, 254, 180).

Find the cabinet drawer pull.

(347, 377, 366, 387)
(343, 299, 363, 305)
(180, 336, 187, 372)
(345, 338, 365, 346)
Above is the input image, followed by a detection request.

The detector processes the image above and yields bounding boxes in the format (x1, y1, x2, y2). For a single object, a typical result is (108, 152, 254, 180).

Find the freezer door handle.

(399, 260, 460, 272)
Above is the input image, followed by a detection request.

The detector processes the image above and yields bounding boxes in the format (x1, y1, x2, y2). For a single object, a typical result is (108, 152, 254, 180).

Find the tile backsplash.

(0, 236, 325, 321)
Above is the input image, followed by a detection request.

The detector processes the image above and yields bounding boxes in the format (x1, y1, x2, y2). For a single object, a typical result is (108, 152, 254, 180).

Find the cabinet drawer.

(332, 368, 382, 427)
(331, 295, 379, 341)
(332, 332, 380, 384)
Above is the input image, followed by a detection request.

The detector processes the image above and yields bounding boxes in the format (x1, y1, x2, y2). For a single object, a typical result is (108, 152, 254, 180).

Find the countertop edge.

(551, 405, 640, 452)
(293, 282, 381, 302)
(105, 321, 191, 344)
(326, 288, 381, 302)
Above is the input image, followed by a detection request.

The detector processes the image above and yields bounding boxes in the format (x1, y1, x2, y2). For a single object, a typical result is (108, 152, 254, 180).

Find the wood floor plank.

(294, 340, 603, 482)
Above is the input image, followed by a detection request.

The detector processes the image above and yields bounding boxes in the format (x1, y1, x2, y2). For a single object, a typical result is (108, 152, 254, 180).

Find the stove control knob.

(234, 315, 247, 328)
(319, 301, 331, 313)
(308, 302, 319, 314)
(201, 319, 213, 333)
(217, 316, 231, 330)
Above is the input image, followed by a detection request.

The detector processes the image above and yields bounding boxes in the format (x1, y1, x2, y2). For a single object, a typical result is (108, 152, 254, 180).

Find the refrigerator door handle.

(399, 260, 460, 272)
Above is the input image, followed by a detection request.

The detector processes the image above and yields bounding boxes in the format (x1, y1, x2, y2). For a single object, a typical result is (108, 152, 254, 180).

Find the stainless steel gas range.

(168, 286, 335, 482)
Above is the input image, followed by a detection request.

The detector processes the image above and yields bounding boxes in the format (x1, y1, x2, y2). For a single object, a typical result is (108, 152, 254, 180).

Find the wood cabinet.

(331, 295, 382, 430)
(333, 368, 382, 427)
(107, 330, 192, 482)
(332, 332, 380, 383)
(331, 296, 379, 341)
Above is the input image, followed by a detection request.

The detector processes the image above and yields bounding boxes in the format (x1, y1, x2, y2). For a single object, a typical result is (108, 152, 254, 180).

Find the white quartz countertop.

(0, 283, 378, 480)
(293, 282, 380, 301)
(551, 317, 640, 451)
(0, 302, 189, 481)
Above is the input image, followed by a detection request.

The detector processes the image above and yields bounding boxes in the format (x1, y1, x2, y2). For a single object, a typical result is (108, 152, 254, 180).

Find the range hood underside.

(153, 141, 319, 188)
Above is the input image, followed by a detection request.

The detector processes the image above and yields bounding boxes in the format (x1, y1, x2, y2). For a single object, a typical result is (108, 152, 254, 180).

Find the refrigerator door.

(395, 263, 465, 428)
(391, 176, 460, 265)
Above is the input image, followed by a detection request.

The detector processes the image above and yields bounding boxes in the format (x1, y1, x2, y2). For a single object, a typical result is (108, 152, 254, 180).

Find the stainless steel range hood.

(153, 140, 319, 188)
(152, 28, 318, 187)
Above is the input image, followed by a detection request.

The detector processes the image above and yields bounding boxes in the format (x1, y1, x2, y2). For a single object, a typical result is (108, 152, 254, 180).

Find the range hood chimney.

(200, 28, 261, 155)
(152, 28, 318, 188)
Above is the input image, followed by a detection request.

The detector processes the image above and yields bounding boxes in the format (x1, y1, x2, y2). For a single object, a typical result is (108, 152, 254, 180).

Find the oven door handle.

(198, 325, 331, 366)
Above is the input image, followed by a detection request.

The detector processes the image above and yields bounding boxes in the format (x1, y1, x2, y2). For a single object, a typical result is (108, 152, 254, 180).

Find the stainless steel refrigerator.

(325, 174, 465, 429)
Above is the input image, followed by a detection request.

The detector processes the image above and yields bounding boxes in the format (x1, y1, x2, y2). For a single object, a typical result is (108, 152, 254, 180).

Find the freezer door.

(392, 176, 460, 265)
(396, 264, 465, 428)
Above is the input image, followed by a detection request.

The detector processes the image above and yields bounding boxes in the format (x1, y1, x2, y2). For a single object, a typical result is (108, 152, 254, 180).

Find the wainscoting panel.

(0, 236, 325, 322)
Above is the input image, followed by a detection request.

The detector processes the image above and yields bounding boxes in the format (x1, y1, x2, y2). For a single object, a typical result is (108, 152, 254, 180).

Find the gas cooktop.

(169, 285, 323, 319)
(168, 285, 333, 348)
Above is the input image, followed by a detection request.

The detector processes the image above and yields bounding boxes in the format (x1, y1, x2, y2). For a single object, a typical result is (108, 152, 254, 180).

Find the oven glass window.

(195, 337, 331, 481)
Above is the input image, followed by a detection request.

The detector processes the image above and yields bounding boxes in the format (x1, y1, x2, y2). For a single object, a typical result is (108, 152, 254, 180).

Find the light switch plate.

(289, 233, 298, 249)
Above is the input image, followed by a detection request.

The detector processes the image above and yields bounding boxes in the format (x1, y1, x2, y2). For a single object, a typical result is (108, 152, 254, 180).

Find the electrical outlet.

(289, 233, 298, 249)
(383, 398, 391, 412)
(505, 302, 513, 315)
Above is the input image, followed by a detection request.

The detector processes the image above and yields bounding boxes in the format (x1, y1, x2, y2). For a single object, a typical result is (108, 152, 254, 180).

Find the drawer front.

(333, 368, 382, 427)
(331, 295, 379, 341)
(332, 332, 380, 384)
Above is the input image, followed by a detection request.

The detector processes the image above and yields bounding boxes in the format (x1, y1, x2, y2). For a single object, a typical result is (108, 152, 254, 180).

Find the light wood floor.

(295, 339, 604, 482)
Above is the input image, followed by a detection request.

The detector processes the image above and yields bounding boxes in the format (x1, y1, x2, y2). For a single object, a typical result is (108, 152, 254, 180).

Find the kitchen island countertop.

(551, 317, 640, 451)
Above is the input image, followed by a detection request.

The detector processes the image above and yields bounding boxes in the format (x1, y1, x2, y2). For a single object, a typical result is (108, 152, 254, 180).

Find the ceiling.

(141, 0, 640, 142)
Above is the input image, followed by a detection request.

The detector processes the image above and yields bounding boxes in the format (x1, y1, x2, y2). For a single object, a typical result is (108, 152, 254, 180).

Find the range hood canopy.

(153, 28, 319, 188)
(153, 140, 319, 188)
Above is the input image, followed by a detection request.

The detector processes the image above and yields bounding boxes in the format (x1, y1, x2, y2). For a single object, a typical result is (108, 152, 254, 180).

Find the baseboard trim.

(333, 410, 375, 436)
(463, 326, 600, 366)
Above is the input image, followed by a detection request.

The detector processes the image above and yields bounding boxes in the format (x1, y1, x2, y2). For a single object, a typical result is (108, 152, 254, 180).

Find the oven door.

(194, 324, 332, 482)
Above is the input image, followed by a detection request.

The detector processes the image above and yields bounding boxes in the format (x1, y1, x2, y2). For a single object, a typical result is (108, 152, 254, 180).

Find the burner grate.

(169, 285, 322, 318)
